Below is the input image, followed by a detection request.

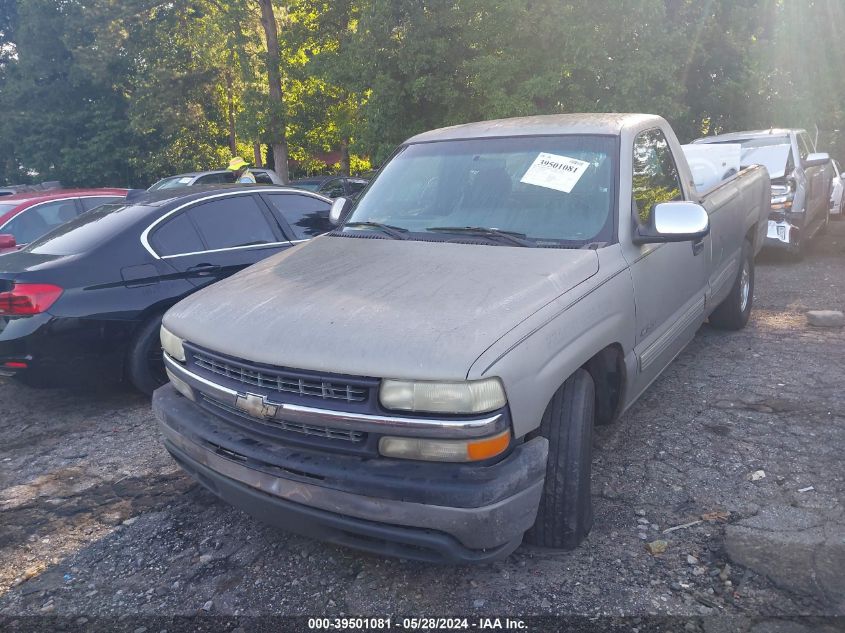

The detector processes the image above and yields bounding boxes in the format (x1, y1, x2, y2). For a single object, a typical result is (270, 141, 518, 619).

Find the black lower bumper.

(154, 384, 548, 563)
(0, 314, 130, 383)
(166, 438, 521, 563)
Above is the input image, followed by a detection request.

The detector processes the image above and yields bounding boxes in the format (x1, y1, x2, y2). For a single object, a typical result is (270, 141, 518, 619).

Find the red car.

(0, 188, 128, 254)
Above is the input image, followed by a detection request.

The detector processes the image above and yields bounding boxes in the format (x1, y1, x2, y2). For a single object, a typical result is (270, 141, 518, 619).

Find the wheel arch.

(583, 343, 626, 426)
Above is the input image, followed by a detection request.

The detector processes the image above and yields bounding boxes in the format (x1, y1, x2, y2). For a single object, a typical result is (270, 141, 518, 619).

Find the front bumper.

(153, 384, 548, 563)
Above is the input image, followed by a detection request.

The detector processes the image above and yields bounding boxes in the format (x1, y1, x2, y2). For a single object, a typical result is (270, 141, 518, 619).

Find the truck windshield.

(345, 135, 617, 247)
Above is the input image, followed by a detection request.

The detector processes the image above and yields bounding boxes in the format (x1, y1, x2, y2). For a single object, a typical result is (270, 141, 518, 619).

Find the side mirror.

(329, 197, 353, 226)
(0, 234, 16, 250)
(634, 202, 709, 244)
(804, 152, 830, 168)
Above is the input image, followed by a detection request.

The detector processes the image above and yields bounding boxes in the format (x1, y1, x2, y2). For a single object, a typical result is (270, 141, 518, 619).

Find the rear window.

(23, 203, 143, 255)
(253, 171, 276, 184)
(149, 176, 194, 191)
(80, 196, 124, 212)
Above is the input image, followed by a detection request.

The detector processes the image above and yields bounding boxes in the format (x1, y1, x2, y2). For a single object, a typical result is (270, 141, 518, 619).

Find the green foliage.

(1, 0, 844, 186)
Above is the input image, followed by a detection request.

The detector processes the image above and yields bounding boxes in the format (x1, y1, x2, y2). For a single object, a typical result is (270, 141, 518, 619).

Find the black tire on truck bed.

(709, 238, 754, 330)
(524, 368, 595, 549)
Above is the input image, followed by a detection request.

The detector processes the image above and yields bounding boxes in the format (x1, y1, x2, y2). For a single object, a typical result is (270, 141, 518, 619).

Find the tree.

(257, 0, 290, 182)
(0, 0, 135, 186)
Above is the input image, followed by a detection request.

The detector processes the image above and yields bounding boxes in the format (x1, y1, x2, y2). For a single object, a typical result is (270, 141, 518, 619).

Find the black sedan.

(0, 185, 332, 393)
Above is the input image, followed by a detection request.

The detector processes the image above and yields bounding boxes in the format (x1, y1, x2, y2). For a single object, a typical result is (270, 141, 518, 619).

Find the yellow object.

(227, 156, 249, 171)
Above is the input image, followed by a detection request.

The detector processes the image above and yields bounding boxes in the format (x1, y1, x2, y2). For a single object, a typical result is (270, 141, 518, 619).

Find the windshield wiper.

(343, 221, 409, 240)
(426, 226, 534, 247)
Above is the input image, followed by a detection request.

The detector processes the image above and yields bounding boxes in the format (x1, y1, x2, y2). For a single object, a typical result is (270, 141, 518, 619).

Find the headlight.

(379, 429, 511, 462)
(771, 184, 795, 209)
(160, 325, 185, 362)
(379, 377, 507, 414)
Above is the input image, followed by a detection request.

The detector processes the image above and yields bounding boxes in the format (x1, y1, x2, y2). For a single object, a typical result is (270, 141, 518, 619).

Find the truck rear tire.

(126, 313, 168, 395)
(709, 239, 754, 330)
(524, 369, 595, 549)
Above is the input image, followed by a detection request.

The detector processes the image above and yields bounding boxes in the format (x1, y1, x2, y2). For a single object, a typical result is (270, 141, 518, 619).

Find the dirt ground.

(1, 224, 844, 629)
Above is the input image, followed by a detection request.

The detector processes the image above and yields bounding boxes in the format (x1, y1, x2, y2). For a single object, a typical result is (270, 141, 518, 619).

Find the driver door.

(627, 128, 710, 393)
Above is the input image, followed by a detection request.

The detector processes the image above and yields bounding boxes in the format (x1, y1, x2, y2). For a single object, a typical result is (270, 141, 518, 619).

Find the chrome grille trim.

(163, 354, 506, 439)
(201, 395, 365, 443)
(193, 352, 367, 403)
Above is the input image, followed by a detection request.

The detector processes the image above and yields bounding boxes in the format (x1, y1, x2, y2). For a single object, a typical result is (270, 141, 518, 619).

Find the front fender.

(467, 245, 636, 438)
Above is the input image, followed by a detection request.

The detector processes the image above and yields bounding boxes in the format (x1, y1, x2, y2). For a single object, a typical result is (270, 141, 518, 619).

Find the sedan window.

(25, 203, 138, 255)
(150, 176, 195, 190)
(264, 194, 332, 240)
(186, 195, 277, 250)
(194, 173, 230, 185)
(318, 178, 346, 198)
(347, 180, 368, 195)
(150, 212, 205, 256)
(252, 170, 275, 184)
(80, 196, 124, 212)
(0, 200, 80, 244)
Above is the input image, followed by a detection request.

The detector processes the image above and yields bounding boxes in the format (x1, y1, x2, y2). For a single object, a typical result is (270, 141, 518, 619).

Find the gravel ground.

(1, 225, 844, 627)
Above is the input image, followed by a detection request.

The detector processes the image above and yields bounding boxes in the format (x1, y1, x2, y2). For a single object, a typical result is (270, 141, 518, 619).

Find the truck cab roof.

(406, 113, 663, 143)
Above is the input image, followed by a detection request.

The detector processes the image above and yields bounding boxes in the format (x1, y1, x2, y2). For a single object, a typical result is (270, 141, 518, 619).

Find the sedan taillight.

(0, 283, 63, 315)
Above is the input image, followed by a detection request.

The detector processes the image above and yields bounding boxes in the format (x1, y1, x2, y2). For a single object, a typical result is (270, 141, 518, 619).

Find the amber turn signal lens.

(466, 430, 512, 461)
(379, 429, 511, 462)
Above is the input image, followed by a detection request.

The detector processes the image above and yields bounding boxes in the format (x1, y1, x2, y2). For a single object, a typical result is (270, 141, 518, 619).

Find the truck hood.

(164, 235, 599, 380)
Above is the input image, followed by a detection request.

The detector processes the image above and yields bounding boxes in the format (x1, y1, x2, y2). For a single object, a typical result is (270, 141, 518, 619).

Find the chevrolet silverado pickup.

(153, 114, 770, 563)
(693, 128, 831, 257)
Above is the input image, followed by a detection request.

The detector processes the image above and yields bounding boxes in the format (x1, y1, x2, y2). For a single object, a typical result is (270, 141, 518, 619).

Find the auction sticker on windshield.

(520, 152, 590, 193)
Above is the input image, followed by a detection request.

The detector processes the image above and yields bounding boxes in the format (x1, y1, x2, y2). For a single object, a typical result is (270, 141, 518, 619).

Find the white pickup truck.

(154, 114, 770, 562)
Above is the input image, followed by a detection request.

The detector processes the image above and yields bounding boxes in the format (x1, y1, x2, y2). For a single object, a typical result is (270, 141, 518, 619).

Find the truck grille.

(201, 395, 365, 443)
(192, 352, 368, 403)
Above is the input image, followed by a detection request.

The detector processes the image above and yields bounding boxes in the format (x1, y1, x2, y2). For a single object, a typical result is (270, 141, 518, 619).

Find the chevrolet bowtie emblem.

(234, 393, 278, 419)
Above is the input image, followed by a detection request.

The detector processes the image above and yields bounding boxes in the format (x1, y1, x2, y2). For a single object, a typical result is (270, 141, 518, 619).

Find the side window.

(1, 200, 79, 244)
(264, 194, 332, 240)
(347, 180, 368, 196)
(797, 134, 812, 161)
(187, 195, 277, 249)
(80, 196, 122, 212)
(318, 178, 346, 198)
(632, 129, 684, 226)
(195, 173, 228, 185)
(150, 212, 204, 256)
(252, 170, 275, 185)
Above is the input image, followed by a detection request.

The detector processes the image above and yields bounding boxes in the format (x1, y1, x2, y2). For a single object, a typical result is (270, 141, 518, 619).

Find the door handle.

(692, 239, 705, 256)
(187, 263, 221, 277)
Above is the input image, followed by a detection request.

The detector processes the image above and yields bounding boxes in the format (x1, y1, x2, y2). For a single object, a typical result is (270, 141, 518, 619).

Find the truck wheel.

(709, 239, 754, 330)
(524, 369, 595, 549)
(125, 313, 168, 396)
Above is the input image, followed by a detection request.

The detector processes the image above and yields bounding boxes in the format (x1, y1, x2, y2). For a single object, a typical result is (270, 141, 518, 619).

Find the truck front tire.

(709, 239, 754, 330)
(524, 369, 595, 550)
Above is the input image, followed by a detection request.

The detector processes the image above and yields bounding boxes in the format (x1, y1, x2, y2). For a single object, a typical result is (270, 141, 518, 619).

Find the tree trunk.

(257, 0, 289, 184)
(339, 136, 350, 176)
(226, 70, 236, 153)
(253, 141, 263, 167)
